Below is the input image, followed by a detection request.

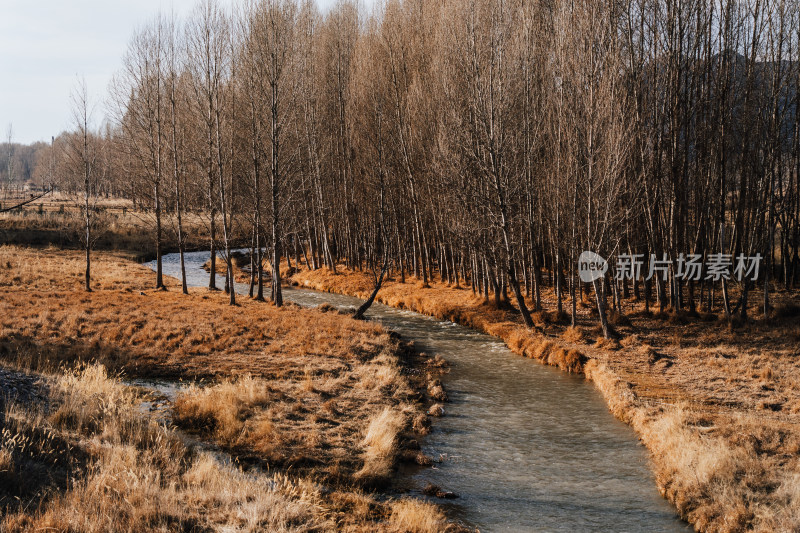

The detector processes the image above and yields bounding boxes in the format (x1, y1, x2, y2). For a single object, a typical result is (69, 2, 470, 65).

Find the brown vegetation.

(0, 193, 217, 258)
(2, 364, 333, 532)
(292, 265, 800, 533)
(0, 246, 461, 531)
(0, 247, 399, 382)
(389, 499, 448, 533)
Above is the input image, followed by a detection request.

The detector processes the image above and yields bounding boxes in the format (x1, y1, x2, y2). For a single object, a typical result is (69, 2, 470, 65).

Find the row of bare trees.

(58, 0, 800, 334)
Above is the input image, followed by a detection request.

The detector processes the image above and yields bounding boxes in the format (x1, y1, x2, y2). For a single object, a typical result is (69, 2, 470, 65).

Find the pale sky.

(0, 0, 343, 145)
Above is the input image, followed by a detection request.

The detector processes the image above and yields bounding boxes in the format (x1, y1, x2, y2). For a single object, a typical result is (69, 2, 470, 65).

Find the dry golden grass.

(357, 407, 407, 483)
(0, 194, 223, 255)
(172, 368, 415, 485)
(2, 363, 462, 532)
(0, 447, 11, 474)
(292, 263, 800, 533)
(561, 326, 585, 343)
(0, 245, 460, 531)
(390, 498, 448, 533)
(174, 375, 274, 444)
(0, 246, 406, 382)
(2, 364, 331, 532)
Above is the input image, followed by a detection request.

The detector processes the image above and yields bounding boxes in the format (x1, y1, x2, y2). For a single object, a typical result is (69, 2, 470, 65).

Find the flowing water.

(147, 251, 688, 532)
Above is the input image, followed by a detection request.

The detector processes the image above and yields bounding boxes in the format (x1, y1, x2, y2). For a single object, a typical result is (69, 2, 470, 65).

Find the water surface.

(148, 251, 687, 532)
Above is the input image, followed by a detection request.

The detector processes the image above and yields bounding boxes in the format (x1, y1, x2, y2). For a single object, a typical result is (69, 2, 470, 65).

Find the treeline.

(0, 138, 49, 188)
(59, 0, 800, 333)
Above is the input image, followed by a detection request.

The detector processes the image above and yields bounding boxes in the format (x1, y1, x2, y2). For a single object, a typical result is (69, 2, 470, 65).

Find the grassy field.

(0, 192, 237, 257)
(291, 265, 800, 533)
(0, 245, 459, 532)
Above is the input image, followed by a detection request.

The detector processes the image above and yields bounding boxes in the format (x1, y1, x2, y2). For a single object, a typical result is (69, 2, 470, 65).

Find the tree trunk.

(593, 277, 611, 338)
(353, 263, 388, 320)
(155, 181, 164, 290)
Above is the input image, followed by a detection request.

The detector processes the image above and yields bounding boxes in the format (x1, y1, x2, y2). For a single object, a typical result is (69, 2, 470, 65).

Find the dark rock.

(422, 482, 460, 499)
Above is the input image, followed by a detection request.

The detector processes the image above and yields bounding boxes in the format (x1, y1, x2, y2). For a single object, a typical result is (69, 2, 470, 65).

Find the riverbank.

(0, 246, 460, 532)
(290, 266, 800, 532)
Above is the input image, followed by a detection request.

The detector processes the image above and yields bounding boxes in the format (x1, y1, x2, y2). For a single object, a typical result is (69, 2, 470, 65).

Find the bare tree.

(249, 0, 299, 307)
(187, 0, 229, 293)
(165, 12, 190, 295)
(113, 17, 169, 290)
(65, 78, 100, 292)
(101, 0, 800, 325)
(3, 124, 13, 202)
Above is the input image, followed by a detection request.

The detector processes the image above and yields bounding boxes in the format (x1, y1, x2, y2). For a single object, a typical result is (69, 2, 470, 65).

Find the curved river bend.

(148, 251, 687, 532)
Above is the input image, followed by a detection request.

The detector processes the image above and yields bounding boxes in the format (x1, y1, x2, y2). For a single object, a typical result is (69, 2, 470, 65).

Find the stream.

(146, 251, 687, 532)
